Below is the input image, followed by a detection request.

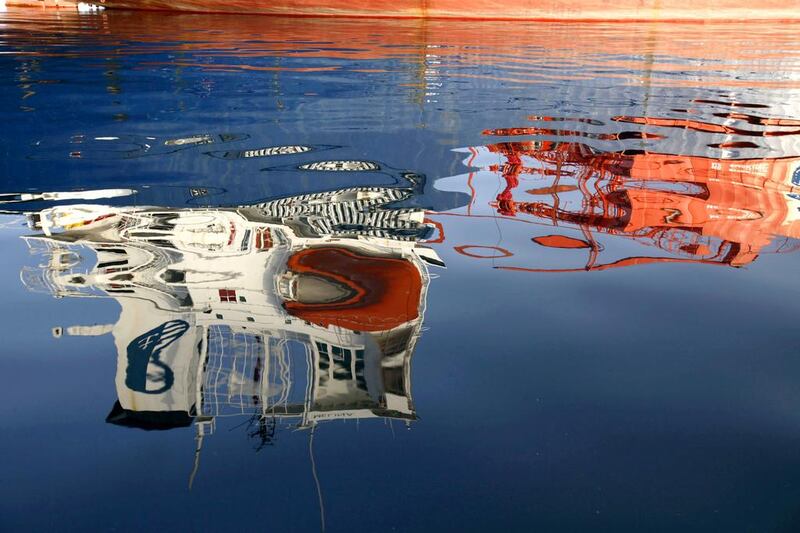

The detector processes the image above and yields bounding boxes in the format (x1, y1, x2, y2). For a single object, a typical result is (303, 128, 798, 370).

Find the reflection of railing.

(19, 237, 102, 297)
(19, 266, 60, 295)
(201, 326, 306, 420)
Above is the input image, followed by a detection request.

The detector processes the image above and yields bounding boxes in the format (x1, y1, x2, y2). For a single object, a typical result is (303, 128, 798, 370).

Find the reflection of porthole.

(299, 160, 380, 172)
(454, 245, 513, 259)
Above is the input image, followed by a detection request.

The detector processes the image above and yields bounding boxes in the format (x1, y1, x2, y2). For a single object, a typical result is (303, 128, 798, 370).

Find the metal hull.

(73, 0, 800, 20)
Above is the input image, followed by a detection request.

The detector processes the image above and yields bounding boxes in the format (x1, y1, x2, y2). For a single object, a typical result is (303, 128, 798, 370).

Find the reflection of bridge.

(429, 116, 800, 272)
(19, 185, 442, 455)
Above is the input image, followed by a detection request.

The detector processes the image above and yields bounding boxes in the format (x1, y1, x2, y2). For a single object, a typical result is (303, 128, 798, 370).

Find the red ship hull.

(24, 0, 800, 20)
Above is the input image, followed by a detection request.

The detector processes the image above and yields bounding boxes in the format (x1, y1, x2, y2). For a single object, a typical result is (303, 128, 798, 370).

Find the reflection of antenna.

(309, 425, 326, 533)
(188, 430, 204, 490)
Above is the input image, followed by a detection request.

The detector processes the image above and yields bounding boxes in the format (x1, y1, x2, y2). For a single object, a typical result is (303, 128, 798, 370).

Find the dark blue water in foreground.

(2, 9, 800, 532)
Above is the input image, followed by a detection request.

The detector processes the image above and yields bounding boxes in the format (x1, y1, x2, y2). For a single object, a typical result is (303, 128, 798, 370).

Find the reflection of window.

(316, 342, 365, 383)
(219, 289, 237, 302)
(380, 327, 412, 356)
(255, 228, 272, 250)
(355, 349, 366, 391)
(332, 346, 353, 380)
(382, 367, 405, 396)
(316, 342, 330, 386)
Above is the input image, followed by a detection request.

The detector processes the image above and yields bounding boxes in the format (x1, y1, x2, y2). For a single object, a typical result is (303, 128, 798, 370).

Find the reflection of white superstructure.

(21, 187, 442, 447)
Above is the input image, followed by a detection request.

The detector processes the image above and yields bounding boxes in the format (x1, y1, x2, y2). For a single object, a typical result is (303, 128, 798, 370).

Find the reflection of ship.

(20, 185, 442, 451)
(430, 122, 800, 272)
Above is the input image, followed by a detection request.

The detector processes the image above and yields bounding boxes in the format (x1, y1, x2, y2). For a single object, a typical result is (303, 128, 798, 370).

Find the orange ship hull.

(68, 0, 800, 20)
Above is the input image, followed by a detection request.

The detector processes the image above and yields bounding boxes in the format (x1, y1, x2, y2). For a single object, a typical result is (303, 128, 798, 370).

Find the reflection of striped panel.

(254, 188, 425, 240)
(254, 187, 408, 216)
(307, 209, 425, 240)
(299, 160, 380, 172)
(243, 146, 311, 158)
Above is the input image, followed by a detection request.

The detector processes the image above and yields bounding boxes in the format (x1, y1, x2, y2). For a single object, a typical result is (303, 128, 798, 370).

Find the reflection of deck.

(261, 403, 416, 420)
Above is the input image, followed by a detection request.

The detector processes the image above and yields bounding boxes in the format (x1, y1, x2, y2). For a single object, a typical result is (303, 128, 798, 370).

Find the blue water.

(2, 9, 800, 532)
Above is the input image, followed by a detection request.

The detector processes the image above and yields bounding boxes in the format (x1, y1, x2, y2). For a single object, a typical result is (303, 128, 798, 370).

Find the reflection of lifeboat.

(54, 0, 800, 20)
(280, 246, 422, 332)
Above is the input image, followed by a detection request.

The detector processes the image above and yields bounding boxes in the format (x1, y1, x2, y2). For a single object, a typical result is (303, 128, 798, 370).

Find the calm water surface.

(2, 9, 800, 532)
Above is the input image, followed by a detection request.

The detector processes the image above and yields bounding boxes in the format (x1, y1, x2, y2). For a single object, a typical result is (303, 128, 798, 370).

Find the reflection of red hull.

(75, 0, 800, 20)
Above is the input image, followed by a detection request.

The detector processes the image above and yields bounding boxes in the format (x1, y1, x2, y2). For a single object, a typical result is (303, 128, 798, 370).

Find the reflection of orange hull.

(73, 0, 800, 20)
(617, 154, 800, 264)
(7, 10, 800, 90)
(481, 139, 800, 268)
